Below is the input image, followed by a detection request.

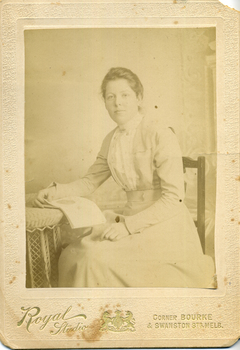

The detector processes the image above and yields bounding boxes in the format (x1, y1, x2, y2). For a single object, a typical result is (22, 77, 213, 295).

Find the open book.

(44, 196, 106, 229)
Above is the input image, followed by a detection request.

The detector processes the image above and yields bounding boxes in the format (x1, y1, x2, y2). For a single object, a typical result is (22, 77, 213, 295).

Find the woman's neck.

(118, 112, 143, 131)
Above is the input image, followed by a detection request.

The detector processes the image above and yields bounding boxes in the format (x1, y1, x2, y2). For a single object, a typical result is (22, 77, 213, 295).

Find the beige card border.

(0, 0, 239, 348)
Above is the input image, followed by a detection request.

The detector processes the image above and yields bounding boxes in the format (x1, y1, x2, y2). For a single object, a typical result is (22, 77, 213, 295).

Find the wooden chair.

(182, 156, 205, 253)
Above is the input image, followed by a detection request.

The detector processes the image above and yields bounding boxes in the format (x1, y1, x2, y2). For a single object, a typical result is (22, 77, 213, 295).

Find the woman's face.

(104, 79, 141, 126)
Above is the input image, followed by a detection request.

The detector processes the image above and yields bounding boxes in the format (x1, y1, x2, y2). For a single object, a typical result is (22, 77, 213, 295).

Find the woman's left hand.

(101, 223, 130, 241)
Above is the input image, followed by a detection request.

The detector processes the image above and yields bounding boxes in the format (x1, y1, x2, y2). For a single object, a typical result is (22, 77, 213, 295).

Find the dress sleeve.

(125, 127, 185, 234)
(53, 132, 112, 198)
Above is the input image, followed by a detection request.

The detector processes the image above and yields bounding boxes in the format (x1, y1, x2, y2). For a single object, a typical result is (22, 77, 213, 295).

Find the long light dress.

(58, 114, 215, 288)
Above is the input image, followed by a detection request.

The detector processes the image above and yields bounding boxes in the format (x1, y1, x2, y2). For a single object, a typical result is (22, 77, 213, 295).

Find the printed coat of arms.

(100, 310, 136, 332)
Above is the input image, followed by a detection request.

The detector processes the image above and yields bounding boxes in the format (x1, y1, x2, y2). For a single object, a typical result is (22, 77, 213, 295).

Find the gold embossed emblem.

(100, 310, 135, 332)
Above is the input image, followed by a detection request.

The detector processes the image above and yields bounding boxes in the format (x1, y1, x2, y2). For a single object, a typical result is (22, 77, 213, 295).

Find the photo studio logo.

(17, 306, 136, 335)
(100, 310, 136, 332)
(17, 306, 87, 335)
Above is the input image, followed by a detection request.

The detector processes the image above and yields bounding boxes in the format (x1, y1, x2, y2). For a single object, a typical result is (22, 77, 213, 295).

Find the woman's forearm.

(52, 153, 112, 198)
(124, 193, 183, 234)
(54, 178, 100, 198)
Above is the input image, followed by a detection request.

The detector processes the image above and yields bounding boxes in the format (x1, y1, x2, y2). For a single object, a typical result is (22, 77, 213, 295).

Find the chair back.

(182, 156, 205, 253)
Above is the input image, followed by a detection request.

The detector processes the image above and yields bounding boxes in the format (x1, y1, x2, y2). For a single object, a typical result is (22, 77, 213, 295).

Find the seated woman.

(35, 67, 215, 288)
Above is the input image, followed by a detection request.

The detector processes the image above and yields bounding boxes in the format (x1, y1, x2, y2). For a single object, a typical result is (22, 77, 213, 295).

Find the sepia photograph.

(25, 27, 217, 289)
(1, 0, 240, 348)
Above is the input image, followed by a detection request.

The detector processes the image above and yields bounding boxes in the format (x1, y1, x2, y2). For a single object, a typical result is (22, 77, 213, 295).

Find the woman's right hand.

(33, 186, 58, 208)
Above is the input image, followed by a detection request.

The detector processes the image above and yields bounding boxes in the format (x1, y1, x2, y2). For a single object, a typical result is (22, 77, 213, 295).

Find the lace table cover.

(26, 198, 64, 288)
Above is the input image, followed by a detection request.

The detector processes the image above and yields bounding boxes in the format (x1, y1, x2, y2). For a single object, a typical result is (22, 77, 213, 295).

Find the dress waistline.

(125, 189, 161, 202)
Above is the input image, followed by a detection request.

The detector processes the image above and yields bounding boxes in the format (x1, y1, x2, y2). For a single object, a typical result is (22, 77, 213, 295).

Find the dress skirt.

(58, 198, 215, 288)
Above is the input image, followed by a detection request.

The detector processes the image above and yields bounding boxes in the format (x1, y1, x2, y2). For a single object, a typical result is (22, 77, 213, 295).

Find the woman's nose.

(114, 95, 122, 106)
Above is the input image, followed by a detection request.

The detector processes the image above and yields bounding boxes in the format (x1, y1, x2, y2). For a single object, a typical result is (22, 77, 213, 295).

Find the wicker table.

(26, 207, 64, 288)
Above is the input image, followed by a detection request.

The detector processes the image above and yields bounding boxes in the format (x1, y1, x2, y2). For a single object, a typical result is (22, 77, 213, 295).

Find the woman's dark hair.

(101, 67, 144, 100)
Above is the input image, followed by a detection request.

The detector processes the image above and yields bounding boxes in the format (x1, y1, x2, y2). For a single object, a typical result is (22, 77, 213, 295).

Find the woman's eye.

(107, 95, 114, 100)
(122, 93, 129, 98)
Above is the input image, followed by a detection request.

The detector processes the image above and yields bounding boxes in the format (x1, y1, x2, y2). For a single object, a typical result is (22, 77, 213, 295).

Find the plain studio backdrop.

(25, 27, 216, 257)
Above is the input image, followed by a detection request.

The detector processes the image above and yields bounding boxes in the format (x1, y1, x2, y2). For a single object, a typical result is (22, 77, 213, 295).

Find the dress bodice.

(108, 114, 143, 191)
